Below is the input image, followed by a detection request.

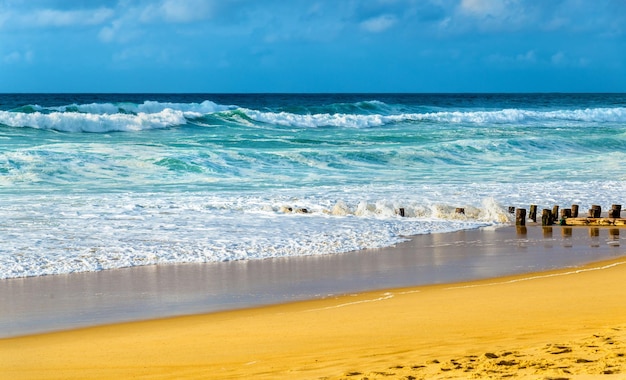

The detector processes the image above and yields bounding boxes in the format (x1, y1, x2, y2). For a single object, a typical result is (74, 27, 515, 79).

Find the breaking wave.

(243, 107, 626, 128)
(1, 99, 625, 133)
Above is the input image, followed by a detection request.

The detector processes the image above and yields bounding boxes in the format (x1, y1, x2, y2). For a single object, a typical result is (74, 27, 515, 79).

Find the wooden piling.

(590, 205, 601, 218)
(529, 205, 537, 222)
(515, 208, 526, 226)
(609, 204, 622, 218)
(455, 208, 465, 214)
(508, 206, 515, 214)
(551, 205, 559, 223)
(541, 209, 552, 226)
(398, 208, 405, 217)
(571, 204, 579, 218)
(559, 209, 571, 225)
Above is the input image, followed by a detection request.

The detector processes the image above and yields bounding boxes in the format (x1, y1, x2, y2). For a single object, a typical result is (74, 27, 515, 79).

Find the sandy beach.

(2, 225, 626, 379)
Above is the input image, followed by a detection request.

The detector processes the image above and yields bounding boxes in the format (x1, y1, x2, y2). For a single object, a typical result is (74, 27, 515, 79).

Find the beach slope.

(2, 256, 626, 379)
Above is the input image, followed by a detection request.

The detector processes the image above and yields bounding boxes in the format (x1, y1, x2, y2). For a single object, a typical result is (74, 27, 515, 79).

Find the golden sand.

(1, 256, 625, 379)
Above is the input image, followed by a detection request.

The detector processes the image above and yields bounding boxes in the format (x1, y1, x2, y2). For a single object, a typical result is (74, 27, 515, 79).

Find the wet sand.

(1, 225, 626, 379)
(1, 225, 624, 338)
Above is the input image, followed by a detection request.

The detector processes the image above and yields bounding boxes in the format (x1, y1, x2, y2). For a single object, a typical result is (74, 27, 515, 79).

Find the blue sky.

(1, 0, 625, 93)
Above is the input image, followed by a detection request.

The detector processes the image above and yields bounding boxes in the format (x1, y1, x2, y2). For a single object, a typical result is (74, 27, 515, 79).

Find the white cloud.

(0, 11, 8, 28)
(517, 50, 536, 63)
(3, 50, 33, 64)
(140, 0, 216, 24)
(112, 45, 169, 64)
(544, 16, 569, 31)
(459, 0, 507, 17)
(550, 51, 589, 67)
(456, 0, 538, 32)
(98, 19, 124, 43)
(3, 51, 22, 64)
(98, 5, 149, 44)
(98, 0, 224, 43)
(551, 51, 566, 65)
(360, 14, 397, 33)
(161, 0, 214, 23)
(25, 7, 114, 27)
(485, 49, 538, 66)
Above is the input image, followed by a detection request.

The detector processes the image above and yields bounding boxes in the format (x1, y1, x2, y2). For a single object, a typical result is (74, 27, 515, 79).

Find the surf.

(2, 97, 625, 133)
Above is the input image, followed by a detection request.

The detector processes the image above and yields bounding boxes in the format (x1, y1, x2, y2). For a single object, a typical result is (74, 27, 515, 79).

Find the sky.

(1, 0, 625, 93)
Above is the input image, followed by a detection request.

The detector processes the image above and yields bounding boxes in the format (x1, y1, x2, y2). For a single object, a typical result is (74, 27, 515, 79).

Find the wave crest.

(0, 108, 187, 132)
(2, 98, 625, 132)
(242, 107, 626, 128)
(42, 100, 234, 116)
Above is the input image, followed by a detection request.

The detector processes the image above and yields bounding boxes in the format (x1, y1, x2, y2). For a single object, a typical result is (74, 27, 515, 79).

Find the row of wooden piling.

(511, 204, 625, 227)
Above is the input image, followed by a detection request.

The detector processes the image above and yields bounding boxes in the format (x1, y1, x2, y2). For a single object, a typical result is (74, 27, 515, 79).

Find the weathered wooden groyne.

(510, 203, 626, 227)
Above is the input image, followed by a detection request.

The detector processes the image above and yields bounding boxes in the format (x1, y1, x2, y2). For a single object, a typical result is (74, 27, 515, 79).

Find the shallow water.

(2, 226, 624, 337)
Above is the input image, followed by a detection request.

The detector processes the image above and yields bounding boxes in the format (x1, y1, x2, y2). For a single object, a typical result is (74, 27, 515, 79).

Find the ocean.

(2, 93, 626, 280)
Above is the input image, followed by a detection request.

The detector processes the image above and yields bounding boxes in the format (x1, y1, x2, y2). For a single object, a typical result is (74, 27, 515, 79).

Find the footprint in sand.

(545, 344, 573, 355)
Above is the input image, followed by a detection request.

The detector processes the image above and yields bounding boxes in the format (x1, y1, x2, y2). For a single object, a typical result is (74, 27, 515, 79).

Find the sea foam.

(242, 107, 626, 128)
(2, 100, 625, 132)
(0, 191, 499, 279)
(0, 108, 187, 132)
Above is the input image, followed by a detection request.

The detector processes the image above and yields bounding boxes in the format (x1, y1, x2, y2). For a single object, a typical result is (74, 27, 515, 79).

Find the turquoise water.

(1, 93, 626, 278)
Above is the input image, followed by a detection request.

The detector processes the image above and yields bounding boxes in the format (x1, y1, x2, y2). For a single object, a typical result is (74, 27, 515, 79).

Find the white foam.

(242, 107, 626, 128)
(0, 109, 187, 132)
(2, 178, 626, 280)
(4, 104, 624, 132)
(51, 103, 121, 114)
(43, 100, 234, 116)
(0, 191, 497, 279)
(135, 100, 234, 115)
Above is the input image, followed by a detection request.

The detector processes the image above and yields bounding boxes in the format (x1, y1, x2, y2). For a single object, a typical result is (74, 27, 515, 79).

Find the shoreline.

(2, 254, 626, 378)
(1, 224, 625, 338)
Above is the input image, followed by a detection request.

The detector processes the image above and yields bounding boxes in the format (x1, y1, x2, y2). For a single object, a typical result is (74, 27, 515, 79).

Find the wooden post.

(590, 205, 601, 218)
(455, 208, 465, 214)
(398, 208, 405, 217)
(515, 208, 526, 226)
(541, 209, 552, 226)
(551, 205, 559, 223)
(609, 204, 622, 218)
(559, 209, 571, 225)
(591, 205, 602, 218)
(571, 204, 579, 218)
(529, 205, 537, 222)
(508, 206, 515, 214)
